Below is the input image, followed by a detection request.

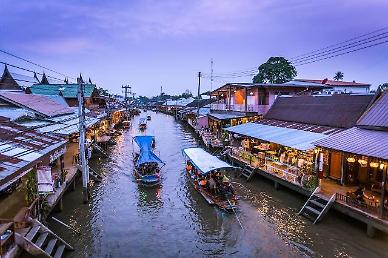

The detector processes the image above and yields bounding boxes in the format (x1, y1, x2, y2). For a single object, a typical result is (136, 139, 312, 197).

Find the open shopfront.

(226, 122, 328, 189)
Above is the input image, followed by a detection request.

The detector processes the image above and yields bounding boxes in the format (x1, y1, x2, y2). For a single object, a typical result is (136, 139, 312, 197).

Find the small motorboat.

(133, 136, 164, 187)
(147, 115, 151, 121)
(138, 118, 147, 130)
(182, 147, 238, 212)
(123, 120, 131, 129)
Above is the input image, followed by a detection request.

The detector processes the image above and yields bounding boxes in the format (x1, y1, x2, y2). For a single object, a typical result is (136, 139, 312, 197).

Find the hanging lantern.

(358, 159, 368, 167)
(370, 162, 379, 168)
(346, 157, 355, 163)
(249, 91, 254, 95)
(380, 163, 385, 170)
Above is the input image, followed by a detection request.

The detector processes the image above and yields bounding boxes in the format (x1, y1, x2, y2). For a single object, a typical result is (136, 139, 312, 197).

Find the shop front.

(225, 122, 326, 190)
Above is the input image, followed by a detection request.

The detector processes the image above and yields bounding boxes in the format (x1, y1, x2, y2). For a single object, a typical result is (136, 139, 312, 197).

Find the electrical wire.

(0, 49, 77, 80)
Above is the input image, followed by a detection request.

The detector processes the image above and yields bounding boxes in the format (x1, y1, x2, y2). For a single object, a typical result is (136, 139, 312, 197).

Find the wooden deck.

(227, 153, 388, 235)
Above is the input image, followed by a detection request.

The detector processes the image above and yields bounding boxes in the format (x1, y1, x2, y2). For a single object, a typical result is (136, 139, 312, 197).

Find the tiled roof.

(295, 79, 370, 87)
(357, 91, 388, 129)
(29, 84, 96, 98)
(314, 127, 388, 160)
(264, 94, 374, 128)
(0, 92, 74, 117)
(258, 119, 344, 135)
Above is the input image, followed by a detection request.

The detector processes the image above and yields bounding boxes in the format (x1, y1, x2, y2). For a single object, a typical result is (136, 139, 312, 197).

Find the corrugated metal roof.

(208, 111, 256, 121)
(259, 119, 344, 135)
(0, 119, 66, 191)
(357, 91, 388, 129)
(225, 122, 328, 151)
(29, 84, 96, 98)
(0, 92, 73, 117)
(10, 72, 40, 88)
(314, 127, 388, 160)
(163, 97, 195, 107)
(183, 147, 234, 174)
(34, 94, 69, 107)
(264, 94, 374, 128)
(295, 79, 370, 87)
(0, 107, 35, 121)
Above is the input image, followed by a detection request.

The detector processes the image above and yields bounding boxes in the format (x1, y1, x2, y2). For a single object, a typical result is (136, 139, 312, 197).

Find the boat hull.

(186, 170, 237, 212)
(134, 169, 161, 187)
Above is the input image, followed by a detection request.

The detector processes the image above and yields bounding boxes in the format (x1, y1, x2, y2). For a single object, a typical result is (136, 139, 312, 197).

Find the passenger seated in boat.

(208, 175, 217, 194)
(199, 177, 207, 188)
(186, 162, 192, 172)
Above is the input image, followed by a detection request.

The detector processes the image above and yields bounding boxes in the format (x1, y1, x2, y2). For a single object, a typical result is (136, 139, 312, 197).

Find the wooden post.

(379, 164, 387, 218)
(340, 152, 345, 185)
(228, 86, 232, 111)
(245, 87, 248, 112)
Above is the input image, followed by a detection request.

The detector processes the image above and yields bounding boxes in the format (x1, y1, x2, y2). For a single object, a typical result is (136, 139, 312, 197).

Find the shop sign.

(50, 146, 67, 163)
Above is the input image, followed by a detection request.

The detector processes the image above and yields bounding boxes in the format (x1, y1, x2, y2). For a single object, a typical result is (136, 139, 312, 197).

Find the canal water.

(48, 112, 388, 258)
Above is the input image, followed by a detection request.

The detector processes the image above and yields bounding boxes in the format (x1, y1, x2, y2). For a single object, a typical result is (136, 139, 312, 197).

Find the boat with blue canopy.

(133, 135, 164, 186)
(138, 118, 147, 130)
(182, 147, 238, 212)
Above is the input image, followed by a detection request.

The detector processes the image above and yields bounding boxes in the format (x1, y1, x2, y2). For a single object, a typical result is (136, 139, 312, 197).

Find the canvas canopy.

(133, 135, 163, 166)
(182, 147, 234, 174)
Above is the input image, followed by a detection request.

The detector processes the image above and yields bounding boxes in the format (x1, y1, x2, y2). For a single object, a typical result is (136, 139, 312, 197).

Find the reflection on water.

(47, 112, 388, 258)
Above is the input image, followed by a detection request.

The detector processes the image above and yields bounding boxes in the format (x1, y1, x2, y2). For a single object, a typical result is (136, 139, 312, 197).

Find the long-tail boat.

(133, 135, 164, 187)
(182, 147, 238, 212)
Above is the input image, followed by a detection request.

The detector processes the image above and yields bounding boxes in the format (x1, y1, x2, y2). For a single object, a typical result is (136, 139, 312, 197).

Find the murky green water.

(47, 112, 388, 258)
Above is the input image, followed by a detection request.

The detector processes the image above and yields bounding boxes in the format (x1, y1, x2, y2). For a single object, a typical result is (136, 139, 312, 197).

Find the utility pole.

(160, 85, 163, 96)
(196, 72, 201, 132)
(122, 84, 131, 119)
(78, 81, 89, 203)
(210, 59, 214, 91)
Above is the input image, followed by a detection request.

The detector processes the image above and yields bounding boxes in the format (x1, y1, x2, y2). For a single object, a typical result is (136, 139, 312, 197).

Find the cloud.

(16, 37, 99, 55)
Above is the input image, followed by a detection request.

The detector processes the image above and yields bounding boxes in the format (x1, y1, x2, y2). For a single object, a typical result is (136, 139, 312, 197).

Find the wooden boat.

(147, 115, 151, 120)
(182, 147, 238, 212)
(138, 118, 147, 130)
(133, 136, 164, 187)
(123, 120, 131, 129)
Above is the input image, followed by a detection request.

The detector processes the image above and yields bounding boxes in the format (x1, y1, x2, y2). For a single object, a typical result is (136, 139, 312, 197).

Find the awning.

(134, 135, 163, 166)
(314, 127, 388, 160)
(208, 111, 255, 121)
(37, 166, 54, 194)
(182, 147, 234, 174)
(225, 122, 327, 151)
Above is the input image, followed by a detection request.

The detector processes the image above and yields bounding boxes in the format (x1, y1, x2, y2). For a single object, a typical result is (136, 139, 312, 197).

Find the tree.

(379, 83, 388, 92)
(333, 71, 344, 81)
(181, 89, 193, 98)
(252, 57, 297, 84)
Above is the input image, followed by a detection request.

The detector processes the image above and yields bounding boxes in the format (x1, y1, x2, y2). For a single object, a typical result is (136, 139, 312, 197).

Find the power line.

(0, 61, 71, 83)
(290, 26, 388, 60)
(0, 49, 77, 80)
(294, 39, 388, 66)
(291, 32, 388, 64)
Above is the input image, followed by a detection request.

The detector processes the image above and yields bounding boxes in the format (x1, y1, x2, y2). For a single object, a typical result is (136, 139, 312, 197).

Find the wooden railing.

(335, 193, 388, 219)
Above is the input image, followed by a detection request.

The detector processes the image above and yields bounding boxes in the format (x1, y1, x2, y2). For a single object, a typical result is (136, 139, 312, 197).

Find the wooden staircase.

(15, 219, 74, 258)
(298, 187, 336, 224)
(239, 167, 256, 182)
(92, 143, 109, 157)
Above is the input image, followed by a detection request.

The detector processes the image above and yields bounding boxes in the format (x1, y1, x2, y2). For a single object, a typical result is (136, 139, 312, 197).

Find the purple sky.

(1, 0, 388, 96)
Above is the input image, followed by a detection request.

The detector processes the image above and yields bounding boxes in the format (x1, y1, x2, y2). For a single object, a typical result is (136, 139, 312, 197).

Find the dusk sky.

(1, 0, 388, 96)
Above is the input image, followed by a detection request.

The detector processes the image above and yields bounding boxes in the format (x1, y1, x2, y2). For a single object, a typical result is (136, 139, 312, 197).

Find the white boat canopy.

(182, 147, 235, 174)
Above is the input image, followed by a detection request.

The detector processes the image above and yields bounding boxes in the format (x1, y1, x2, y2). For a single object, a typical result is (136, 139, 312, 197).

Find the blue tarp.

(134, 136, 163, 166)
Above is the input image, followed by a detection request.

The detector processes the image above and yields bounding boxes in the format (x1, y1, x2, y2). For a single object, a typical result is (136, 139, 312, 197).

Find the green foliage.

(252, 57, 297, 84)
(333, 71, 344, 81)
(24, 168, 37, 205)
(304, 175, 319, 191)
(379, 83, 388, 92)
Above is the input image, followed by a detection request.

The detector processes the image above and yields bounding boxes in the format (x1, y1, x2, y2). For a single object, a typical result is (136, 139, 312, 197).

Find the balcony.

(210, 102, 269, 114)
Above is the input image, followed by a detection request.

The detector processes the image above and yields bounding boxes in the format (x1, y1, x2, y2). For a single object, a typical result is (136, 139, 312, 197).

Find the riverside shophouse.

(207, 81, 328, 139)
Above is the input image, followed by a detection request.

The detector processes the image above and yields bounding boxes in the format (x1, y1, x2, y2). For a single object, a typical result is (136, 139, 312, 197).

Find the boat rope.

(227, 198, 244, 230)
(51, 216, 81, 235)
